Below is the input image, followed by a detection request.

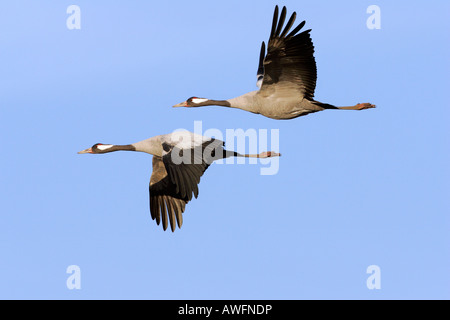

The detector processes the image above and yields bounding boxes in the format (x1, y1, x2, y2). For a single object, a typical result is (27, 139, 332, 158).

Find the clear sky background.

(0, 0, 449, 299)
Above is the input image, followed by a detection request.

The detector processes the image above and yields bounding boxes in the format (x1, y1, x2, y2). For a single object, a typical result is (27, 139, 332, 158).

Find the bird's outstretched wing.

(149, 139, 225, 232)
(259, 5, 317, 99)
(149, 156, 188, 232)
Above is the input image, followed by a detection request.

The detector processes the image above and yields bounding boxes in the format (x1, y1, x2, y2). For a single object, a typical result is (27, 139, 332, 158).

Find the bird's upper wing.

(256, 41, 265, 89)
(259, 5, 317, 99)
(149, 138, 225, 232)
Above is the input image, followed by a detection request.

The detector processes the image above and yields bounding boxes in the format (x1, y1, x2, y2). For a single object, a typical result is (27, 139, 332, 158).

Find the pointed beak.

(172, 101, 187, 108)
(77, 147, 92, 154)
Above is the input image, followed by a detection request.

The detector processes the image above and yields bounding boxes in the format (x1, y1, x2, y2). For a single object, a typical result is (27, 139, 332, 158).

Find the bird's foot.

(259, 151, 281, 158)
(355, 103, 376, 110)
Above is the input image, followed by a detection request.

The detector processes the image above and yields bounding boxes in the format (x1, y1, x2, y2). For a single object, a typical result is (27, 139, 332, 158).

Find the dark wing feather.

(279, 11, 297, 38)
(148, 139, 225, 232)
(274, 6, 287, 38)
(162, 139, 225, 200)
(269, 5, 279, 39)
(260, 5, 317, 99)
(256, 41, 265, 88)
(149, 156, 189, 232)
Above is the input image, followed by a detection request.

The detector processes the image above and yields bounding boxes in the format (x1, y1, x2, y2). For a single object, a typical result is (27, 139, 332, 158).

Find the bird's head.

(77, 143, 114, 154)
(173, 97, 210, 108)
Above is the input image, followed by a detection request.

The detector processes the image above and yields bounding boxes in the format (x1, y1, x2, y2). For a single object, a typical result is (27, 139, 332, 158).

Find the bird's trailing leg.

(225, 150, 281, 158)
(240, 151, 281, 158)
(257, 151, 281, 158)
(337, 103, 376, 110)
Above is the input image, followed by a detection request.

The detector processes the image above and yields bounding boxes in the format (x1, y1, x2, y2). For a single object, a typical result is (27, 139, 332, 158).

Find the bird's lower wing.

(149, 156, 188, 232)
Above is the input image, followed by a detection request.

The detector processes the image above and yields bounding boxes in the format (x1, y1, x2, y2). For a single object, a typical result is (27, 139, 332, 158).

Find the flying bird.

(173, 5, 375, 119)
(78, 131, 280, 232)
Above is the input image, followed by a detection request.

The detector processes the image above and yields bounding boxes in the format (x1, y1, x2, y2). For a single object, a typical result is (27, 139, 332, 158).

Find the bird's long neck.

(130, 136, 162, 156)
(102, 144, 136, 153)
(203, 99, 231, 107)
(204, 92, 259, 114)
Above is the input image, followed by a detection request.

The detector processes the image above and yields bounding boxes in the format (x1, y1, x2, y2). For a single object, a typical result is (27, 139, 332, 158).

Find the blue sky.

(0, 0, 449, 299)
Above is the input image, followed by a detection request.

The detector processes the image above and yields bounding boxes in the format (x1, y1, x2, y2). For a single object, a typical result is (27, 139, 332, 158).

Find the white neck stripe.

(192, 98, 208, 104)
(97, 144, 113, 151)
